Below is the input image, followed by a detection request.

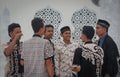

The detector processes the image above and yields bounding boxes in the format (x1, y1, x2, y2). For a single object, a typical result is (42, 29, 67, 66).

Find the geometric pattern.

(34, 7, 62, 45)
(71, 8, 97, 46)
(34, 7, 97, 46)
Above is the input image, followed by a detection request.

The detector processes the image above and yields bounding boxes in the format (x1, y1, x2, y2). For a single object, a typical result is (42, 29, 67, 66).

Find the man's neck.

(34, 33, 42, 36)
(33, 33, 42, 38)
(84, 39, 91, 43)
(63, 40, 71, 45)
(44, 37, 50, 40)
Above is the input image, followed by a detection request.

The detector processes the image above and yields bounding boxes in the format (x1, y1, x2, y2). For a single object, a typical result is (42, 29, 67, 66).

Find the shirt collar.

(98, 34, 107, 47)
(60, 40, 72, 46)
(44, 37, 52, 43)
(85, 41, 92, 44)
(100, 34, 107, 41)
(33, 34, 42, 38)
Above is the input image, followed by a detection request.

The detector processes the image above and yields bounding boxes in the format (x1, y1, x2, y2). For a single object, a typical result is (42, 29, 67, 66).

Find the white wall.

(0, 0, 120, 76)
(0, 0, 100, 41)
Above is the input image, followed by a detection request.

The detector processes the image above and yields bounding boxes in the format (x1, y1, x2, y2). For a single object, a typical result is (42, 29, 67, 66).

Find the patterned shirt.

(73, 42, 104, 77)
(21, 35, 53, 77)
(55, 41, 79, 77)
(4, 41, 24, 77)
(49, 40, 56, 76)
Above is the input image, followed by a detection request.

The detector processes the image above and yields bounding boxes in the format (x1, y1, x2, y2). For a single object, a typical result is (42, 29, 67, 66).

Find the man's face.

(61, 31, 71, 41)
(10, 27, 22, 39)
(81, 33, 87, 42)
(44, 27, 54, 39)
(96, 24, 106, 37)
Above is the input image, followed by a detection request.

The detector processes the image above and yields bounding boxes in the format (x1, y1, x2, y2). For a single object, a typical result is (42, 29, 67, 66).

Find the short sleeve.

(44, 40, 54, 59)
(73, 48, 82, 65)
(2, 43, 9, 56)
(2, 43, 9, 49)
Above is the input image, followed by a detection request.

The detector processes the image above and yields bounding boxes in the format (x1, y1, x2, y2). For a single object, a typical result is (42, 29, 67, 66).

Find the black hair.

(8, 23, 21, 37)
(82, 26, 95, 40)
(31, 18, 44, 33)
(60, 26, 71, 34)
(45, 24, 54, 32)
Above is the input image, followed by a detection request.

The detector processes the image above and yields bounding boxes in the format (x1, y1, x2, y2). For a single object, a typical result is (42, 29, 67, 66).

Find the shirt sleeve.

(44, 40, 54, 60)
(73, 48, 82, 65)
(2, 43, 9, 56)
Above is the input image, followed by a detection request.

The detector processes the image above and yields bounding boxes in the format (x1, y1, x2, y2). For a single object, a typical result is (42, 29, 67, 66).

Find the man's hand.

(13, 33, 23, 42)
(20, 59, 24, 66)
(4, 33, 23, 56)
(45, 59, 53, 77)
(70, 65, 81, 72)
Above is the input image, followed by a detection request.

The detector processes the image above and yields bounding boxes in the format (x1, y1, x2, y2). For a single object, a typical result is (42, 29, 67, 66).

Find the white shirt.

(55, 41, 79, 77)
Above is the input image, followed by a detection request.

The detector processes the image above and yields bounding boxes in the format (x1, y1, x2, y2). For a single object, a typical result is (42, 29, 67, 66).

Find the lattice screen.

(71, 8, 97, 46)
(34, 7, 62, 45)
(34, 7, 97, 46)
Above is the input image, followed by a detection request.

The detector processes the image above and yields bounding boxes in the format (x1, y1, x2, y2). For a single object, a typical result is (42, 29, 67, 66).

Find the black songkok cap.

(60, 26, 71, 34)
(97, 19, 110, 29)
(82, 26, 95, 40)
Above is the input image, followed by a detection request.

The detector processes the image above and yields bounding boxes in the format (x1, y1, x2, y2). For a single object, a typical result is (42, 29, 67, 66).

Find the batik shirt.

(55, 41, 79, 77)
(73, 42, 104, 77)
(4, 41, 24, 77)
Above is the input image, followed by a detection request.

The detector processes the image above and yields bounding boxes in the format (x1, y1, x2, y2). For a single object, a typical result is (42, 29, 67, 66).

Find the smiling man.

(55, 26, 79, 77)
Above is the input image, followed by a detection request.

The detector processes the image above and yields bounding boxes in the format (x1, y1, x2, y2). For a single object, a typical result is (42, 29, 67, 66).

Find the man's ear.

(9, 32, 13, 37)
(103, 27, 107, 32)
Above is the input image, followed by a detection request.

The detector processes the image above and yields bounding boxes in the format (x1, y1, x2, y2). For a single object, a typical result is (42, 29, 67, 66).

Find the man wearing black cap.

(55, 26, 79, 77)
(96, 19, 119, 77)
(72, 26, 104, 77)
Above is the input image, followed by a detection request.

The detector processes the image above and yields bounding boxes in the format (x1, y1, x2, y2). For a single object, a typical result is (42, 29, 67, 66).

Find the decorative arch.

(34, 7, 62, 45)
(71, 8, 97, 46)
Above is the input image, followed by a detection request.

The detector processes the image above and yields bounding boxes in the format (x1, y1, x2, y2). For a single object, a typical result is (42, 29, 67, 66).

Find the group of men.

(3, 17, 119, 77)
